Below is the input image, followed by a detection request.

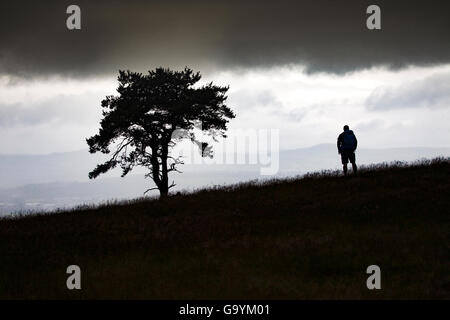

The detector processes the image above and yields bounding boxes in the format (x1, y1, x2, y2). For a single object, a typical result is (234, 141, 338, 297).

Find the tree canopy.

(86, 67, 235, 197)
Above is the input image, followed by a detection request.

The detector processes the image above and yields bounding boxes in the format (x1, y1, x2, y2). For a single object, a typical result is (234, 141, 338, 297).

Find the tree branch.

(168, 181, 176, 190)
(143, 187, 159, 195)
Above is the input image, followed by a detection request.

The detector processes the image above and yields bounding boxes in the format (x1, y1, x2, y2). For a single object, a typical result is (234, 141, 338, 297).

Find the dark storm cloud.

(1, 0, 449, 78)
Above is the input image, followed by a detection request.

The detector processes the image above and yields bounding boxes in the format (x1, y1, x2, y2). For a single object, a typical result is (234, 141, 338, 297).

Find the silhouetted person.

(337, 125, 358, 176)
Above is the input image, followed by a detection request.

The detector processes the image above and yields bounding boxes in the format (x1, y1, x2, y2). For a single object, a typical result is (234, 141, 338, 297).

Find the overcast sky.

(1, 0, 449, 154)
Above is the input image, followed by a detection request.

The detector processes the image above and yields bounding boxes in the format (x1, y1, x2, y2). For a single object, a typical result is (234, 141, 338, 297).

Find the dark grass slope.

(0, 159, 449, 299)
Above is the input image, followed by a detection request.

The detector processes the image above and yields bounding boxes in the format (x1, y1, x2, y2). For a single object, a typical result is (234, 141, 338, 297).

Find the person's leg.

(350, 152, 357, 174)
(352, 162, 357, 173)
(341, 152, 348, 175)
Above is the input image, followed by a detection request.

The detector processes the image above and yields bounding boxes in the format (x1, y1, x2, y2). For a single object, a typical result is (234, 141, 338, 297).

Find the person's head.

(343, 125, 350, 132)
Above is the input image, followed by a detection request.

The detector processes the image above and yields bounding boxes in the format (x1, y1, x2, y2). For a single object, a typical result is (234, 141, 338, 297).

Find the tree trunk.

(149, 144, 167, 198)
(159, 143, 169, 198)
(159, 186, 168, 198)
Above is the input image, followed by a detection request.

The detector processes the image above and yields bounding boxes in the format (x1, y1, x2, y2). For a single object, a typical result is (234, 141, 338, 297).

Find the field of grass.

(0, 159, 449, 299)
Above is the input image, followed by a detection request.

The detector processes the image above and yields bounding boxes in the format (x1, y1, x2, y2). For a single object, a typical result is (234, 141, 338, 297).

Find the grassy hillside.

(0, 159, 449, 299)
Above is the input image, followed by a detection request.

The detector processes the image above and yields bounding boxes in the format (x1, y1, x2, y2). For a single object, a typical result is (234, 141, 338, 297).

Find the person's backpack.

(342, 131, 357, 150)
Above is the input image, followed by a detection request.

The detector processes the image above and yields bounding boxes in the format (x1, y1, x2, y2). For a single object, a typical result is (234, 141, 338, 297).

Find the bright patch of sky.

(1, 64, 450, 154)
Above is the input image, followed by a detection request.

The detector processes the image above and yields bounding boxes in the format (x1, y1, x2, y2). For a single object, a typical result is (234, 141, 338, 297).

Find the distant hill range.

(1, 144, 449, 215)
